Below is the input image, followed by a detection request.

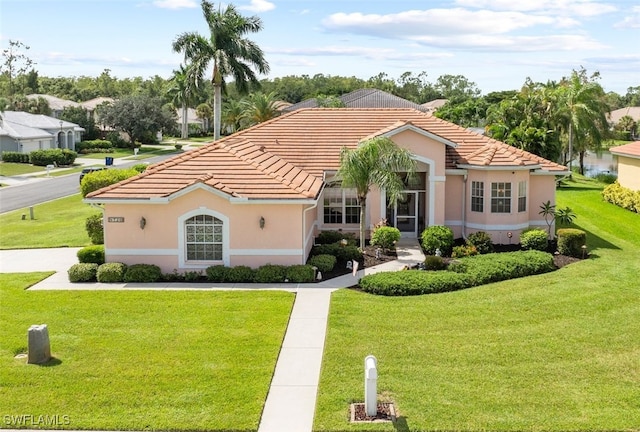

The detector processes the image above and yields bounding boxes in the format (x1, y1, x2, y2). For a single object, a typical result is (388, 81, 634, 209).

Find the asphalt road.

(0, 155, 171, 214)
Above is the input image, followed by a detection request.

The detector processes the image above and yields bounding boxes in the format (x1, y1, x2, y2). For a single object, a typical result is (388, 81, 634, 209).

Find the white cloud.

(614, 5, 640, 28)
(412, 34, 607, 52)
(152, 0, 197, 9)
(268, 45, 454, 62)
(454, 0, 617, 17)
(239, 0, 275, 13)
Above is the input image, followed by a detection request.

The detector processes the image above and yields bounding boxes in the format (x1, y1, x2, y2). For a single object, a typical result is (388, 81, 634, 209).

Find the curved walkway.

(0, 240, 425, 432)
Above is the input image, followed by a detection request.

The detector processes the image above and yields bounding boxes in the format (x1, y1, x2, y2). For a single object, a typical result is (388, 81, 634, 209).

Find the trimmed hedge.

(80, 168, 140, 197)
(30, 149, 77, 166)
(286, 265, 315, 283)
(466, 231, 494, 254)
(77, 245, 105, 264)
(316, 230, 346, 244)
(520, 228, 548, 251)
(97, 263, 127, 283)
(68, 263, 99, 282)
(370, 226, 401, 250)
(311, 243, 362, 262)
(76, 139, 113, 153)
(602, 181, 640, 213)
(206, 265, 231, 282)
(1, 152, 30, 163)
(85, 213, 104, 244)
(424, 255, 446, 270)
(360, 250, 555, 296)
(557, 228, 586, 258)
(307, 254, 337, 273)
(123, 264, 162, 282)
(255, 264, 287, 283)
(227, 265, 256, 283)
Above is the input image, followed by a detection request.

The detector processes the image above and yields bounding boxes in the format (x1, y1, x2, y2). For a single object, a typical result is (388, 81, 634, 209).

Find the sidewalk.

(0, 239, 426, 432)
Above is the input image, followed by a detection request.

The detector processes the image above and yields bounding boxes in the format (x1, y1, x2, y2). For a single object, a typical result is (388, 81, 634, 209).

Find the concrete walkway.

(0, 239, 426, 432)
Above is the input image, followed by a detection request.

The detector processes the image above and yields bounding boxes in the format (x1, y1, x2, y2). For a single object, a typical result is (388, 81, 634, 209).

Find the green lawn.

(0, 195, 97, 249)
(0, 162, 49, 176)
(81, 146, 177, 160)
(0, 273, 293, 431)
(315, 177, 640, 431)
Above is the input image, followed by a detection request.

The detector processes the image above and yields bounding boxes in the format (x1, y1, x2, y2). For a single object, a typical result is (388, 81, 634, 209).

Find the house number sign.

(108, 217, 125, 223)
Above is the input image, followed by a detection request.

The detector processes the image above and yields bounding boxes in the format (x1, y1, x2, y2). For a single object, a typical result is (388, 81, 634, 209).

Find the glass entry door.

(394, 191, 418, 238)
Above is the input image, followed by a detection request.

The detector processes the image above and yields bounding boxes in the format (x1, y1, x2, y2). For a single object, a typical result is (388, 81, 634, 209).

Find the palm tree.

(167, 64, 196, 139)
(240, 91, 279, 128)
(336, 137, 417, 249)
(221, 98, 244, 134)
(172, 0, 269, 141)
(556, 69, 609, 175)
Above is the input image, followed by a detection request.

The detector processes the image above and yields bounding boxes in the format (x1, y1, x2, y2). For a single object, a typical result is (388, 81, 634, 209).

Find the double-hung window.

(471, 181, 484, 212)
(491, 182, 511, 213)
(323, 185, 360, 224)
(518, 181, 527, 212)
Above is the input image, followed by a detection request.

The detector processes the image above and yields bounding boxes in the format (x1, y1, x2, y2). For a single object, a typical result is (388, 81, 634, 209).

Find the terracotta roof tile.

(610, 141, 640, 159)
(87, 108, 566, 201)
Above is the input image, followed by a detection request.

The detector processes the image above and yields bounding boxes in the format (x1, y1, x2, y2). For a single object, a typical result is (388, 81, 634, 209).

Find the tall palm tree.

(240, 91, 279, 128)
(337, 137, 417, 249)
(167, 64, 196, 139)
(172, 0, 269, 141)
(221, 98, 244, 134)
(556, 69, 609, 174)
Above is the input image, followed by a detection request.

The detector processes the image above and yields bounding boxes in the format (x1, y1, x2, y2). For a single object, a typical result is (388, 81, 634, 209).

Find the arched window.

(184, 214, 223, 261)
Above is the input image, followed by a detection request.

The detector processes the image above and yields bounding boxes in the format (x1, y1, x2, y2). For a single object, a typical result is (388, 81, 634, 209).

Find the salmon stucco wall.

(103, 187, 308, 272)
(617, 155, 640, 191)
(444, 174, 464, 238)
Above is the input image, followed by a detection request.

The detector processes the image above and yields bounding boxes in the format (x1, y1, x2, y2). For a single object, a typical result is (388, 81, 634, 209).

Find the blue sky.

(1, 0, 639, 95)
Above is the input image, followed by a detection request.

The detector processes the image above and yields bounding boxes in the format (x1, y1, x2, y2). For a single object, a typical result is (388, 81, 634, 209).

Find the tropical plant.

(241, 91, 279, 128)
(196, 102, 213, 133)
(336, 136, 417, 249)
(172, 0, 270, 140)
(539, 200, 556, 237)
(167, 64, 198, 139)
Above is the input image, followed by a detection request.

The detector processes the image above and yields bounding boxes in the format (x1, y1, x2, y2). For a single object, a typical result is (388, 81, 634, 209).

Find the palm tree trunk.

(214, 85, 222, 141)
(181, 105, 188, 139)
(359, 197, 367, 249)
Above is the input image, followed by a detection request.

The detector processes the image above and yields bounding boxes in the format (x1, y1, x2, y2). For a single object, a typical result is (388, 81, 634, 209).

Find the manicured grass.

(0, 162, 48, 176)
(0, 195, 97, 249)
(0, 273, 294, 430)
(315, 178, 640, 431)
(81, 146, 177, 160)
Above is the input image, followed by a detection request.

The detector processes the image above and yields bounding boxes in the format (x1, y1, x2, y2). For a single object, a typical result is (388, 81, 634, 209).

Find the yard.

(315, 176, 640, 431)
(0, 275, 293, 431)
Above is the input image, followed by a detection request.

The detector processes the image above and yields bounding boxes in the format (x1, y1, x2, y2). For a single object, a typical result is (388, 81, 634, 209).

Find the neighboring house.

(176, 107, 205, 130)
(26, 94, 81, 118)
(421, 99, 448, 114)
(283, 88, 430, 112)
(608, 106, 640, 125)
(81, 97, 115, 125)
(0, 111, 83, 154)
(610, 142, 640, 191)
(85, 108, 567, 273)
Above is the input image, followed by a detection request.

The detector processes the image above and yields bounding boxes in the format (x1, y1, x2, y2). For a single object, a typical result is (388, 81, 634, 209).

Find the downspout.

(461, 173, 468, 240)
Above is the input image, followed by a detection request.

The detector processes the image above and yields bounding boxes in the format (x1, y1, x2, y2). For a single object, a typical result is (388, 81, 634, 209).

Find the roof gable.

(610, 141, 640, 160)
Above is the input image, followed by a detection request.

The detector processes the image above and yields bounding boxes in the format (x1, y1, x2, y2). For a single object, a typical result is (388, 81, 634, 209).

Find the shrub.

(29, 149, 77, 166)
(307, 254, 337, 273)
(80, 168, 140, 197)
(206, 265, 231, 282)
(316, 230, 345, 244)
(1, 151, 30, 163)
(602, 181, 640, 213)
(593, 172, 617, 184)
(68, 263, 99, 282)
(520, 228, 548, 251)
(255, 264, 287, 283)
(420, 225, 454, 256)
(452, 244, 478, 258)
(466, 231, 494, 254)
(370, 226, 401, 251)
(227, 265, 255, 283)
(311, 243, 362, 262)
(131, 163, 148, 173)
(557, 228, 587, 258)
(163, 270, 185, 282)
(360, 270, 473, 296)
(286, 265, 315, 283)
(77, 245, 105, 264)
(76, 139, 113, 153)
(85, 213, 104, 244)
(97, 262, 127, 283)
(123, 264, 162, 282)
(423, 255, 446, 271)
(184, 270, 204, 282)
(105, 131, 130, 148)
(175, 144, 183, 150)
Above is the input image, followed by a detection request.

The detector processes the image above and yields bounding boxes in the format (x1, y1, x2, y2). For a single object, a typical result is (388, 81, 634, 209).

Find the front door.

(394, 191, 418, 238)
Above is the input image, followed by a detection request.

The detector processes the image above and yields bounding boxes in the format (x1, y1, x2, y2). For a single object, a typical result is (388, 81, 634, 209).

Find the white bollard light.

(364, 355, 378, 416)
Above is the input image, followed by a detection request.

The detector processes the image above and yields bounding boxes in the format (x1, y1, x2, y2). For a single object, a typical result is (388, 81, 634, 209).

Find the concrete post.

(364, 355, 378, 416)
(27, 324, 51, 364)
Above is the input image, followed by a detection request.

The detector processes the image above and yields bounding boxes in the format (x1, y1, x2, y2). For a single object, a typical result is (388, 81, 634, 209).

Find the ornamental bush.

(255, 264, 287, 283)
(316, 231, 345, 244)
(227, 265, 255, 283)
(307, 254, 337, 273)
(466, 231, 494, 254)
(29, 149, 77, 166)
(420, 225, 454, 256)
(77, 245, 105, 264)
(360, 271, 473, 296)
(123, 264, 162, 282)
(206, 265, 231, 282)
(68, 263, 99, 282)
(602, 181, 640, 213)
(97, 263, 127, 283)
(423, 255, 446, 270)
(452, 244, 478, 258)
(520, 228, 548, 251)
(557, 228, 586, 258)
(80, 168, 140, 197)
(1, 151, 30, 163)
(85, 213, 104, 244)
(370, 226, 401, 251)
(311, 243, 362, 262)
(286, 265, 315, 283)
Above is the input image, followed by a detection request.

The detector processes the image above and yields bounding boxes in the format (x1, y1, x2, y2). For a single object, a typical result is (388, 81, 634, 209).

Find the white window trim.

(518, 180, 527, 213)
(491, 182, 512, 214)
(471, 181, 484, 213)
(323, 186, 360, 225)
(178, 207, 230, 268)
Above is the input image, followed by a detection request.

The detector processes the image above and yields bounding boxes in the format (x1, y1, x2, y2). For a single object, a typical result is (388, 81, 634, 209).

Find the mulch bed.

(350, 402, 395, 423)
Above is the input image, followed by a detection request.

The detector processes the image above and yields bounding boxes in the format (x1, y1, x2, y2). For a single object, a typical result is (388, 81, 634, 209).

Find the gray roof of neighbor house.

(608, 107, 640, 124)
(283, 88, 430, 113)
(0, 111, 83, 139)
(81, 97, 115, 111)
(26, 94, 81, 111)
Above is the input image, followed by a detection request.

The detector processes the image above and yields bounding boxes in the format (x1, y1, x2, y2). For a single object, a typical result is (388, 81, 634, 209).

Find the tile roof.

(86, 108, 567, 201)
(81, 97, 115, 111)
(283, 88, 429, 112)
(26, 94, 80, 111)
(608, 107, 640, 124)
(610, 141, 640, 159)
(0, 111, 82, 139)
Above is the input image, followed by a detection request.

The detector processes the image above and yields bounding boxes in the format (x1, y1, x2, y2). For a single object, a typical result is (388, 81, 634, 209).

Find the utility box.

(27, 324, 51, 364)
(364, 355, 378, 416)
